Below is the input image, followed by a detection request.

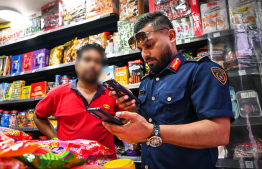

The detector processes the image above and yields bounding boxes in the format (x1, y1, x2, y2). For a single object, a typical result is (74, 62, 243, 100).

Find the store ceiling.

(0, 0, 54, 23)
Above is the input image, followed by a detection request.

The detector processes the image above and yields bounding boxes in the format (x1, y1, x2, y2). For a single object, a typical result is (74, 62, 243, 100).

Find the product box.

(200, 0, 229, 34)
(32, 48, 50, 70)
(100, 65, 116, 82)
(0, 55, 12, 76)
(11, 54, 22, 74)
(4, 83, 13, 101)
(10, 26, 24, 42)
(86, 0, 118, 19)
(172, 17, 194, 43)
(63, 0, 86, 25)
(22, 52, 33, 72)
(117, 13, 146, 53)
(190, 0, 203, 37)
(119, 0, 145, 20)
(24, 12, 41, 36)
(115, 66, 129, 85)
(21, 86, 31, 99)
(128, 60, 144, 84)
(89, 32, 110, 49)
(30, 81, 48, 98)
(41, 0, 63, 31)
(0, 83, 9, 101)
(11, 80, 25, 100)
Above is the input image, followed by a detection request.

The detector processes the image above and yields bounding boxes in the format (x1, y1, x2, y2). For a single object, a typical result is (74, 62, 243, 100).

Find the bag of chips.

(0, 127, 32, 141)
(49, 45, 65, 66)
(0, 157, 29, 169)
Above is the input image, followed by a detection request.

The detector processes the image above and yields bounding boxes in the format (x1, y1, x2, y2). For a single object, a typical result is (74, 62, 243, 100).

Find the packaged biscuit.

(200, 0, 229, 34)
(128, 60, 144, 84)
(24, 12, 41, 36)
(0, 83, 9, 101)
(73, 37, 89, 59)
(22, 52, 33, 72)
(86, 0, 118, 19)
(11, 80, 25, 100)
(0, 55, 12, 76)
(63, 38, 78, 63)
(119, 0, 145, 20)
(89, 32, 110, 49)
(4, 83, 13, 101)
(115, 66, 129, 85)
(21, 86, 31, 99)
(49, 45, 64, 66)
(30, 81, 48, 98)
(33, 48, 50, 69)
(11, 54, 22, 74)
(63, 0, 86, 25)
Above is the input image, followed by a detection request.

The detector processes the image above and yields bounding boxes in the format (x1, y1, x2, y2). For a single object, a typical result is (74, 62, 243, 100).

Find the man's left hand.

(103, 111, 153, 144)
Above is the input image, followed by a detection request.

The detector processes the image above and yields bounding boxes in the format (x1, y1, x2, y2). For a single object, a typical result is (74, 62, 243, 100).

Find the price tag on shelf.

(11, 74, 15, 76)
(32, 70, 36, 73)
(185, 39, 190, 43)
(213, 32, 220, 38)
(238, 70, 246, 76)
(20, 72, 24, 75)
(245, 161, 254, 168)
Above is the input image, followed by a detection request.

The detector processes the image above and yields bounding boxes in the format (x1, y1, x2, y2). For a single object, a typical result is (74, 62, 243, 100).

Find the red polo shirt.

(35, 79, 122, 155)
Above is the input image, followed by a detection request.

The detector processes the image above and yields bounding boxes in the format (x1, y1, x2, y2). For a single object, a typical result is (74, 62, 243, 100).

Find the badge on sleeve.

(170, 58, 181, 71)
(211, 67, 227, 85)
(103, 104, 110, 109)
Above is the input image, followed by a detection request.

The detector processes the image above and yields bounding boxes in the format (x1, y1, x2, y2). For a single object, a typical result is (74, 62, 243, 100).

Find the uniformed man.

(104, 12, 234, 169)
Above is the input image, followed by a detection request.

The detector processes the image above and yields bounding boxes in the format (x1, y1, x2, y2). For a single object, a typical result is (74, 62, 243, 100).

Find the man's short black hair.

(134, 12, 173, 33)
(76, 42, 107, 65)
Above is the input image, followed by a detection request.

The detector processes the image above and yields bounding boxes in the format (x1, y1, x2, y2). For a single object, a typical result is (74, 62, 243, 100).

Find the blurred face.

(75, 49, 103, 83)
(136, 24, 176, 73)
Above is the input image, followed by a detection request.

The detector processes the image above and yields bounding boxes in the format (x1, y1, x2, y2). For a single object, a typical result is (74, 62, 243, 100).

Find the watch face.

(149, 136, 162, 147)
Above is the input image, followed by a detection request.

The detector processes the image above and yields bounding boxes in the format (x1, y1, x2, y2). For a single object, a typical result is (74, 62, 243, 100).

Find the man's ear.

(168, 29, 176, 44)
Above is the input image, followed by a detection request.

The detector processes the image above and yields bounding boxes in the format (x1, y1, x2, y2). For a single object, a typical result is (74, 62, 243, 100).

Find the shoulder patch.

(170, 58, 181, 71)
(211, 67, 227, 85)
(141, 75, 149, 81)
(186, 55, 209, 62)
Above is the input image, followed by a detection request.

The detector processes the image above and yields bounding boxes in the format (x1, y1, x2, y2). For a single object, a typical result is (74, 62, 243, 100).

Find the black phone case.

(87, 108, 123, 125)
(102, 79, 141, 104)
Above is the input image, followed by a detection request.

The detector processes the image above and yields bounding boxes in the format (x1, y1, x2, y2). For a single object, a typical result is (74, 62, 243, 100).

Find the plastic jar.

(26, 109, 35, 127)
(1, 111, 10, 127)
(9, 110, 19, 128)
(16, 112, 26, 128)
(55, 75, 61, 86)
(61, 75, 70, 84)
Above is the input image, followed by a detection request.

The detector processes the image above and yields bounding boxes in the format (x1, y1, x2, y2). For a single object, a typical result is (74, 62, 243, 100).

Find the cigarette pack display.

(115, 66, 129, 85)
(0, 83, 9, 101)
(190, 0, 203, 37)
(11, 80, 25, 100)
(32, 48, 50, 70)
(236, 90, 262, 118)
(21, 86, 31, 99)
(0, 55, 11, 76)
(4, 83, 13, 101)
(30, 81, 48, 98)
(21, 52, 33, 72)
(119, 0, 145, 20)
(89, 32, 110, 49)
(232, 101, 239, 119)
(24, 12, 41, 36)
(86, 0, 118, 19)
(41, 0, 63, 31)
(128, 60, 144, 84)
(200, 0, 229, 34)
(62, 0, 86, 25)
(11, 54, 22, 74)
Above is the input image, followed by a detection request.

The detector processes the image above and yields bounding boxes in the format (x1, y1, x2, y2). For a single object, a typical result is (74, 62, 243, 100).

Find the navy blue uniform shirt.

(138, 52, 234, 169)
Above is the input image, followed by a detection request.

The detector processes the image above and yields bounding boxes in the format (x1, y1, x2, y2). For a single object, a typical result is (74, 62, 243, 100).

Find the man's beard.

(148, 46, 173, 74)
(78, 68, 99, 83)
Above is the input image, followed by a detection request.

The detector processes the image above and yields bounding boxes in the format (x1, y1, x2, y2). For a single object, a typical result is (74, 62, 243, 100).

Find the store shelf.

(10, 127, 40, 132)
(227, 68, 261, 77)
(0, 98, 37, 105)
(231, 117, 262, 127)
(117, 154, 141, 163)
(216, 159, 262, 168)
(124, 83, 140, 90)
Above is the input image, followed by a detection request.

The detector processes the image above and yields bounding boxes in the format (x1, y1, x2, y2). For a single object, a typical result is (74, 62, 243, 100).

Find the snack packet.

(49, 45, 65, 66)
(0, 127, 32, 141)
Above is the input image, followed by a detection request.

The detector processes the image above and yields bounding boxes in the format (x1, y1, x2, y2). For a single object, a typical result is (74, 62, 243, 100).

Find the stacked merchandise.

(86, 0, 118, 19)
(63, 0, 86, 25)
(24, 12, 41, 37)
(119, 0, 145, 20)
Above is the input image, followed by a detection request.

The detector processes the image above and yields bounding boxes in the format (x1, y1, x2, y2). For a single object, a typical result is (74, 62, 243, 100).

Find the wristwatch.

(147, 124, 162, 147)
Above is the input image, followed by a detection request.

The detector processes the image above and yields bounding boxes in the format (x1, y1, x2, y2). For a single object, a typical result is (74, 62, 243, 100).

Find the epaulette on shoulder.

(186, 55, 210, 62)
(141, 75, 149, 81)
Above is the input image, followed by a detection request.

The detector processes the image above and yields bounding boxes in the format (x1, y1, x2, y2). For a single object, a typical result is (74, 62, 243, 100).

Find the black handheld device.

(87, 107, 124, 125)
(102, 79, 141, 104)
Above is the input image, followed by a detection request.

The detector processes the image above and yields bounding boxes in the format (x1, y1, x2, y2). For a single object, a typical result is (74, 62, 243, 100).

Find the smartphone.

(102, 79, 141, 104)
(87, 107, 124, 125)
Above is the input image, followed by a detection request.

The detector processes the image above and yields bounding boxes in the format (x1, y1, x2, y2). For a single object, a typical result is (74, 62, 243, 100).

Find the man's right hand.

(109, 90, 138, 113)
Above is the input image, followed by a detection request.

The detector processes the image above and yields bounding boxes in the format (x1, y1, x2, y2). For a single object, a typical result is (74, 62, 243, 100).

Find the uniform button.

(152, 97, 155, 101)
(145, 165, 148, 169)
(156, 77, 159, 81)
(167, 97, 171, 101)
(149, 118, 152, 122)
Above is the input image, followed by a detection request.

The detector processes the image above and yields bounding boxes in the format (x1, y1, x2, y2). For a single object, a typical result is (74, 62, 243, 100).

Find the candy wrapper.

(0, 158, 29, 169)
(0, 132, 15, 150)
(74, 37, 89, 60)
(63, 38, 79, 63)
(0, 127, 32, 141)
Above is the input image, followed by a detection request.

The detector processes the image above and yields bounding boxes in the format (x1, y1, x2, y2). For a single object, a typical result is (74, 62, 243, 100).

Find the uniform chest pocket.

(158, 89, 186, 124)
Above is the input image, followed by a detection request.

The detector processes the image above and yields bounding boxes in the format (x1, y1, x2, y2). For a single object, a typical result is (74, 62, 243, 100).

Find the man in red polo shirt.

(34, 43, 122, 153)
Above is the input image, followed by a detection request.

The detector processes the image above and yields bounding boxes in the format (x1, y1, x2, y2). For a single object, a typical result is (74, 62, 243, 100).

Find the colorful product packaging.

(21, 52, 33, 72)
(41, 0, 63, 31)
(172, 17, 194, 43)
(89, 32, 110, 49)
(190, 0, 203, 37)
(11, 80, 25, 100)
(11, 54, 22, 74)
(49, 45, 64, 66)
(0, 55, 12, 76)
(0, 83, 9, 101)
(100, 65, 116, 82)
(115, 66, 129, 85)
(30, 81, 48, 98)
(32, 48, 50, 70)
(62, 0, 86, 25)
(86, 0, 118, 19)
(200, 0, 229, 34)
(21, 86, 31, 99)
(128, 60, 144, 84)
(24, 12, 41, 36)
(119, 0, 145, 20)
(4, 83, 13, 101)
